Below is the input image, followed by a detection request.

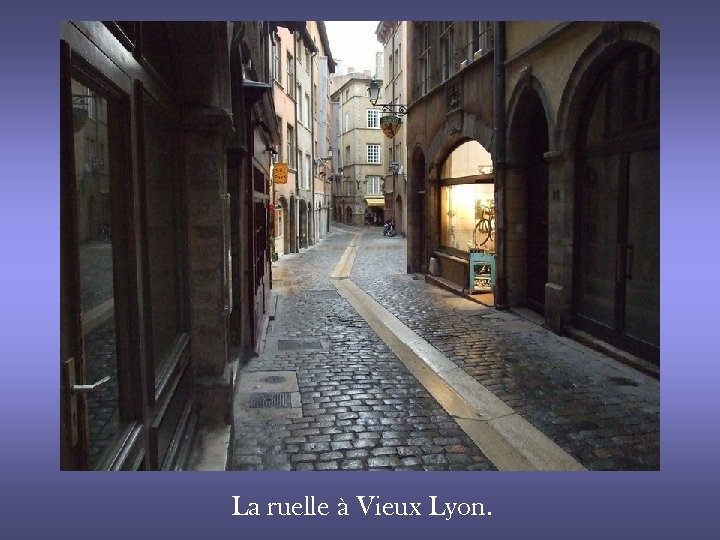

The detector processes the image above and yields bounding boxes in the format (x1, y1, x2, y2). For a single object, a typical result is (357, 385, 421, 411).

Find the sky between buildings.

(324, 21, 383, 75)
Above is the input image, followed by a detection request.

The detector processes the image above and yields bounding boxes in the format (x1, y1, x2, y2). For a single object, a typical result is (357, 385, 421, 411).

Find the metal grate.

(248, 392, 292, 409)
(278, 340, 323, 351)
(607, 376, 639, 387)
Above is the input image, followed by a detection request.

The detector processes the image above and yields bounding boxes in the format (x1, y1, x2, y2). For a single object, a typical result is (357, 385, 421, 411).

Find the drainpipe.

(390, 25, 397, 223)
(494, 21, 508, 309)
(311, 48, 317, 244)
(294, 34, 300, 252)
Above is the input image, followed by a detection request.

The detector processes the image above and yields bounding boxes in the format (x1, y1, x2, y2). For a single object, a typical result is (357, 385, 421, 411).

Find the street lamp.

(313, 149, 333, 166)
(366, 79, 407, 116)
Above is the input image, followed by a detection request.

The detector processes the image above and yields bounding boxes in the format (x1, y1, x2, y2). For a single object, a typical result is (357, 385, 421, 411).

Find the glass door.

(61, 49, 136, 469)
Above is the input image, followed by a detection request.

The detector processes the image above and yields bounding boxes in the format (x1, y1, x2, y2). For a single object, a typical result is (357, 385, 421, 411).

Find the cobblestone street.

(231, 225, 659, 471)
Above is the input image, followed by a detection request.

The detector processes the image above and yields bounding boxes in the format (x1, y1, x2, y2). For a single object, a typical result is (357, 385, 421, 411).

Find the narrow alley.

(231, 226, 659, 471)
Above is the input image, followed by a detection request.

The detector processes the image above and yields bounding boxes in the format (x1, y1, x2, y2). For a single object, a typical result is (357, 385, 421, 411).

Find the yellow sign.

(273, 163, 288, 184)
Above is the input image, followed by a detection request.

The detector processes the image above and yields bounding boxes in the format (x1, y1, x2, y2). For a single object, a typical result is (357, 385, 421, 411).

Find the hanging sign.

(273, 163, 288, 184)
(380, 115, 402, 139)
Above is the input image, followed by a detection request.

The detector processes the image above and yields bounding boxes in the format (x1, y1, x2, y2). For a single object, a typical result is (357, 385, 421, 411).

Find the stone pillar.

(185, 107, 234, 426)
(504, 165, 527, 307)
(544, 148, 573, 333)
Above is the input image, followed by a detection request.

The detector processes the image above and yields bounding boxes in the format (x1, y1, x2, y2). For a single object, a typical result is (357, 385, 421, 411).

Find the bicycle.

(473, 203, 495, 249)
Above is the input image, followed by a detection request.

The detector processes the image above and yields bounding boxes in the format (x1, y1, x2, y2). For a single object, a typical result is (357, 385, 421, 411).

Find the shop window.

(440, 184, 495, 251)
(141, 91, 183, 376)
(439, 140, 494, 252)
(71, 77, 122, 468)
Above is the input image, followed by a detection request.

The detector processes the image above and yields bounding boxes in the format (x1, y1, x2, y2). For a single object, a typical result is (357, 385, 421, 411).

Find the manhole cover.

(278, 340, 323, 351)
(607, 376, 639, 387)
(248, 392, 292, 408)
(261, 375, 286, 384)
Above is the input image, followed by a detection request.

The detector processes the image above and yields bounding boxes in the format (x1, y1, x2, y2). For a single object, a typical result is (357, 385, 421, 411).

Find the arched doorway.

(365, 205, 384, 226)
(345, 206, 353, 225)
(524, 96, 549, 313)
(436, 140, 495, 295)
(574, 44, 659, 361)
(276, 195, 289, 256)
(317, 200, 323, 239)
(298, 199, 308, 248)
(508, 84, 550, 314)
(307, 205, 313, 246)
(289, 195, 297, 253)
(408, 148, 426, 272)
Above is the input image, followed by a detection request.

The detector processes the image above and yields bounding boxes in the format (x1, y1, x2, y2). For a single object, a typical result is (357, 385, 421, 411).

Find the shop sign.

(380, 115, 402, 139)
(273, 163, 288, 184)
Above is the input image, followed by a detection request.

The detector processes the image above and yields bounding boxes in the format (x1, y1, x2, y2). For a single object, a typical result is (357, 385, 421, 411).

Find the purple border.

(1, 2, 717, 538)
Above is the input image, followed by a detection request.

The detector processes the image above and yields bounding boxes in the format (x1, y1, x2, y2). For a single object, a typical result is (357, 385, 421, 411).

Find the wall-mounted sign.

(273, 162, 288, 184)
(380, 115, 402, 139)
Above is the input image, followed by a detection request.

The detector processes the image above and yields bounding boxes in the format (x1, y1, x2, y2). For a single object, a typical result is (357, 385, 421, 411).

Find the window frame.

(367, 109, 380, 129)
(366, 175, 382, 195)
(367, 143, 381, 164)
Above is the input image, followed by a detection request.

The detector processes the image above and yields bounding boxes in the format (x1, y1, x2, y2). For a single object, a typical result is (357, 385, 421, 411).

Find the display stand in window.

(469, 250, 494, 293)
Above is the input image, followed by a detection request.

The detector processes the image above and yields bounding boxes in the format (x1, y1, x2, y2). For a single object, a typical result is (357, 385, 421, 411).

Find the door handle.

(65, 356, 111, 448)
(72, 375, 111, 394)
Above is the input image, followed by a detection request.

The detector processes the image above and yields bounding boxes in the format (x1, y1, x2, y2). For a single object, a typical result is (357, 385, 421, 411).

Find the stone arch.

(533, 22, 660, 336)
(424, 117, 494, 183)
(506, 72, 554, 163)
(568, 31, 659, 361)
(555, 22, 659, 153)
(506, 77, 552, 312)
(408, 144, 427, 272)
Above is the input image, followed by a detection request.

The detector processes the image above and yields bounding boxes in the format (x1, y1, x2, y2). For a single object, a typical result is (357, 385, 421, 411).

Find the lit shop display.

(440, 183, 495, 253)
(438, 141, 495, 293)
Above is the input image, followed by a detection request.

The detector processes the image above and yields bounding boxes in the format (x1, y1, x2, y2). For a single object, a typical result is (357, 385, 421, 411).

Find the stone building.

(405, 21, 659, 364)
(269, 22, 334, 257)
(60, 20, 309, 470)
(330, 70, 386, 226)
(308, 22, 336, 243)
(270, 25, 300, 258)
(375, 21, 409, 236)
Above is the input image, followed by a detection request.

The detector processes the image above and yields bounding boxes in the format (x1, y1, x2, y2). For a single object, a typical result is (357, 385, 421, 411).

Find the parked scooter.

(383, 219, 396, 237)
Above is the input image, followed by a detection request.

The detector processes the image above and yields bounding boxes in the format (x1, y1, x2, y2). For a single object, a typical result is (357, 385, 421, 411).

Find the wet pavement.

(230, 226, 659, 471)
